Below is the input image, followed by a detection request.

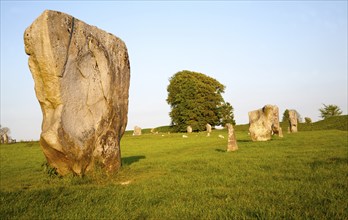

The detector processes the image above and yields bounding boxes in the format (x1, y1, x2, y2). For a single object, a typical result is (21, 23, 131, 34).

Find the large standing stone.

(226, 123, 238, 152)
(133, 126, 142, 136)
(24, 10, 130, 176)
(288, 110, 298, 133)
(248, 105, 282, 141)
(206, 124, 212, 133)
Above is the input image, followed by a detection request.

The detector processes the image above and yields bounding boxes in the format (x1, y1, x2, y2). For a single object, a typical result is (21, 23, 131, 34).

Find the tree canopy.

(0, 125, 10, 136)
(282, 109, 290, 123)
(167, 70, 235, 132)
(319, 104, 342, 119)
(304, 117, 312, 124)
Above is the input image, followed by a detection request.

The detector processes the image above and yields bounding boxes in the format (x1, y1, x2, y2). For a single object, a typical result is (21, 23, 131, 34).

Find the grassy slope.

(234, 115, 348, 132)
(0, 113, 348, 219)
(1, 129, 347, 219)
(298, 115, 348, 131)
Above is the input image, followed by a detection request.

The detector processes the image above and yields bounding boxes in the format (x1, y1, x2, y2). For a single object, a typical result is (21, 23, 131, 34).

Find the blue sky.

(1, 1, 347, 140)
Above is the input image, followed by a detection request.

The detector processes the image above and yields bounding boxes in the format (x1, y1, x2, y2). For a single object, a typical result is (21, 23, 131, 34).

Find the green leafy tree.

(319, 104, 342, 119)
(218, 102, 236, 126)
(295, 110, 302, 123)
(0, 126, 10, 136)
(304, 117, 312, 124)
(282, 109, 289, 122)
(167, 70, 234, 132)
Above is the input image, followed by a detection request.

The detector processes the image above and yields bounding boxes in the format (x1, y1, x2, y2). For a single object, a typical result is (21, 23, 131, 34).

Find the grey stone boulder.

(187, 126, 192, 133)
(133, 126, 142, 136)
(248, 105, 282, 141)
(226, 123, 238, 152)
(288, 110, 298, 133)
(206, 124, 212, 133)
(24, 10, 130, 176)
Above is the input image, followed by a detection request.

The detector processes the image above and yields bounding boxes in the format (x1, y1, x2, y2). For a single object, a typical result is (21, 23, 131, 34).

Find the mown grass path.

(1, 130, 347, 219)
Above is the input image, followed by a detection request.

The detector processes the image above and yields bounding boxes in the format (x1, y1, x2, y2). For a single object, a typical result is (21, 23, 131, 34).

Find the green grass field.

(1, 118, 347, 219)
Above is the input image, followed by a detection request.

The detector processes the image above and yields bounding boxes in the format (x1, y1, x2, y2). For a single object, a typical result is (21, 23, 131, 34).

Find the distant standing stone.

(226, 123, 238, 152)
(187, 126, 192, 133)
(2, 134, 8, 144)
(206, 124, 212, 133)
(24, 10, 130, 176)
(278, 127, 284, 138)
(288, 110, 298, 133)
(133, 126, 142, 136)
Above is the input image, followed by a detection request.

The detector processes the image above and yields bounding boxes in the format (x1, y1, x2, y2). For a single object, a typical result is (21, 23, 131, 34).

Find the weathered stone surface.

(248, 105, 282, 141)
(226, 123, 238, 152)
(1, 134, 8, 144)
(206, 124, 212, 133)
(133, 126, 142, 136)
(3, 134, 8, 144)
(288, 110, 298, 133)
(24, 10, 130, 175)
(270, 106, 283, 138)
(187, 126, 192, 133)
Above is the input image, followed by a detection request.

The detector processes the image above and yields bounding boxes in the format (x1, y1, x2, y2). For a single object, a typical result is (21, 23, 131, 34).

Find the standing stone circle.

(24, 10, 130, 176)
(226, 123, 238, 152)
(288, 110, 298, 133)
(248, 104, 282, 141)
(187, 126, 192, 133)
(133, 126, 142, 136)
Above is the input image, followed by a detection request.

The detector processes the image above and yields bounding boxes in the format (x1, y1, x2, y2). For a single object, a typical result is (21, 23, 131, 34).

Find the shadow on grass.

(215, 149, 226, 153)
(237, 139, 252, 142)
(122, 155, 146, 166)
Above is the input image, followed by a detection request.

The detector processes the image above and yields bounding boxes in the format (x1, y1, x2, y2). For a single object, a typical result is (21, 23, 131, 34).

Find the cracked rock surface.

(248, 105, 282, 141)
(288, 110, 298, 133)
(226, 123, 238, 152)
(24, 10, 130, 175)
